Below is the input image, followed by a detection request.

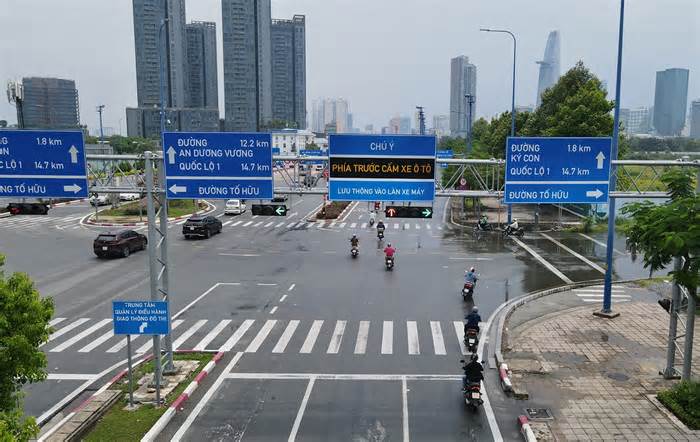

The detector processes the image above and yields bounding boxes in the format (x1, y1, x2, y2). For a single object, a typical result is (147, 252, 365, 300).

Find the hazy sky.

(1, 0, 698, 133)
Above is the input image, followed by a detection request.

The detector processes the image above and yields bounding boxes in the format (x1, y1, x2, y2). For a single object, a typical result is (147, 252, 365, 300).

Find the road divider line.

(50, 319, 112, 352)
(171, 352, 244, 442)
(511, 237, 573, 284)
(46, 373, 99, 381)
(219, 253, 260, 257)
(300, 320, 323, 353)
(279, 294, 288, 303)
(193, 320, 231, 351)
(540, 232, 606, 274)
(354, 321, 370, 354)
(219, 320, 254, 352)
(326, 320, 347, 354)
(402, 376, 410, 442)
(272, 320, 300, 353)
(269, 306, 278, 315)
(288, 283, 296, 291)
(382, 321, 393, 354)
(173, 320, 208, 350)
(578, 233, 626, 255)
(430, 321, 446, 356)
(407, 321, 420, 355)
(245, 320, 277, 353)
(453, 321, 468, 355)
(257, 282, 277, 286)
(288, 377, 316, 442)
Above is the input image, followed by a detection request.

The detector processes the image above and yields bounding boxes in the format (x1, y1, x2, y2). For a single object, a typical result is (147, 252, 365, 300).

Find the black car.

(271, 195, 288, 203)
(7, 203, 49, 215)
(93, 230, 147, 258)
(182, 215, 222, 239)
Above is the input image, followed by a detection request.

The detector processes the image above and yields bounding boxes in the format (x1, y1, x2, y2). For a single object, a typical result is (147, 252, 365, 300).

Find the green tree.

(0, 254, 54, 441)
(622, 169, 699, 302)
(260, 119, 297, 131)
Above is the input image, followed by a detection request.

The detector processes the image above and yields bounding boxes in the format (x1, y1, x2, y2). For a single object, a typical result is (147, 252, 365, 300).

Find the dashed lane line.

(511, 237, 573, 284)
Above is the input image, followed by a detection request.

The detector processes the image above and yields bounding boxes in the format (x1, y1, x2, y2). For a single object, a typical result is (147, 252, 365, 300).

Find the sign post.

(113, 300, 170, 406)
(504, 137, 612, 204)
(328, 134, 436, 202)
(162, 132, 273, 200)
(0, 130, 88, 198)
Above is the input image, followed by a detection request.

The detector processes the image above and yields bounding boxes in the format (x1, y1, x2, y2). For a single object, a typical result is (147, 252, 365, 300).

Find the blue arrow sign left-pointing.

(0, 130, 88, 198)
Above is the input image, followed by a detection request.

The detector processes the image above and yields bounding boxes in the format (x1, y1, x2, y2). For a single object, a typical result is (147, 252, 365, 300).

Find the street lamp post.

(480, 28, 516, 223)
(159, 18, 168, 137)
(96, 105, 105, 144)
(465, 94, 475, 154)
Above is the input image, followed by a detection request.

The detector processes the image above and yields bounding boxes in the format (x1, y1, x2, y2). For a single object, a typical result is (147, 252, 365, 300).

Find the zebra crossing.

(573, 286, 632, 303)
(174, 218, 443, 233)
(0, 214, 89, 231)
(44, 317, 477, 357)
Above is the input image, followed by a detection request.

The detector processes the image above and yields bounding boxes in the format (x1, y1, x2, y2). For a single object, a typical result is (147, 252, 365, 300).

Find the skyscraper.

(620, 107, 651, 135)
(271, 15, 306, 129)
(653, 68, 689, 136)
(222, 0, 272, 131)
(432, 114, 450, 137)
(132, 0, 188, 108)
(186, 21, 218, 109)
(21, 77, 80, 129)
(449, 56, 477, 137)
(536, 31, 561, 107)
(690, 100, 700, 140)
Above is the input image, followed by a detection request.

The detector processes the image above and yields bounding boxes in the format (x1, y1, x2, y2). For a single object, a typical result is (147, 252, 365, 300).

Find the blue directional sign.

(300, 149, 325, 165)
(0, 130, 88, 198)
(437, 149, 453, 169)
(163, 132, 273, 200)
(112, 300, 170, 335)
(328, 134, 436, 202)
(504, 137, 612, 204)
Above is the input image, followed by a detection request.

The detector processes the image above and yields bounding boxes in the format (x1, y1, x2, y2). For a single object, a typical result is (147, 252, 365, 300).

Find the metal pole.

(97, 105, 105, 144)
(144, 151, 162, 406)
(159, 19, 167, 135)
(683, 292, 696, 380)
(466, 95, 474, 155)
(663, 257, 682, 378)
(126, 335, 134, 407)
(157, 157, 174, 372)
(601, 0, 625, 314)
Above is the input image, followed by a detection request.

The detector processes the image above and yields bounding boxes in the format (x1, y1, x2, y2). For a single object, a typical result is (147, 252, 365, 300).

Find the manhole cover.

(525, 408, 554, 421)
(606, 372, 630, 382)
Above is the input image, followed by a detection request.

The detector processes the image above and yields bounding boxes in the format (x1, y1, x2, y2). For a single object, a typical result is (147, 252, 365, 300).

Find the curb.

(83, 200, 216, 227)
(518, 415, 537, 442)
(51, 198, 89, 208)
(499, 363, 513, 392)
(141, 351, 224, 442)
(0, 212, 10, 219)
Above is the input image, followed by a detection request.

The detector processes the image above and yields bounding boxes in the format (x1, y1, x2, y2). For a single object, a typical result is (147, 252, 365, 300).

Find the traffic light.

(251, 204, 288, 216)
(384, 206, 433, 219)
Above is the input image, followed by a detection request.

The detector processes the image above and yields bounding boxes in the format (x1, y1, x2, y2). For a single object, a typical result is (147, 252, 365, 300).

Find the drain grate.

(525, 408, 554, 421)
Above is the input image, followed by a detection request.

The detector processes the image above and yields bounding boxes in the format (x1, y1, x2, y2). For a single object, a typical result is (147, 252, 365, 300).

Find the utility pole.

(6, 80, 25, 129)
(465, 94, 475, 154)
(97, 105, 105, 144)
(415, 106, 426, 135)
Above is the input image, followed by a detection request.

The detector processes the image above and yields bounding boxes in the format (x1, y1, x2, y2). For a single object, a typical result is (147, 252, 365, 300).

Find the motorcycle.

(474, 221, 493, 232)
(385, 255, 394, 271)
(503, 225, 525, 238)
(369, 218, 375, 227)
(462, 282, 475, 302)
(464, 328, 479, 353)
(377, 228, 385, 240)
(351, 246, 359, 258)
(463, 381, 483, 412)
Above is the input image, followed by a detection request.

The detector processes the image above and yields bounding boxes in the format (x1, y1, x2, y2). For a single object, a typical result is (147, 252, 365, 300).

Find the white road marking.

(288, 283, 296, 291)
(253, 221, 263, 227)
(215, 213, 225, 218)
(540, 233, 606, 274)
(46, 373, 99, 381)
(252, 215, 259, 219)
(231, 220, 243, 227)
(135, 320, 184, 354)
(193, 320, 232, 351)
(78, 329, 114, 353)
(50, 319, 112, 352)
(49, 317, 66, 327)
(171, 352, 244, 442)
(257, 282, 277, 286)
(426, 224, 431, 230)
(275, 222, 285, 228)
(222, 221, 232, 226)
(402, 376, 410, 442)
(393, 223, 399, 229)
(404, 223, 410, 230)
(269, 306, 278, 315)
(429, 321, 446, 355)
(354, 321, 370, 354)
(316, 221, 326, 228)
(173, 282, 240, 320)
(453, 321, 468, 355)
(288, 377, 316, 442)
(175, 219, 187, 225)
(286, 222, 296, 228)
(45, 318, 90, 344)
(300, 320, 323, 353)
(583, 299, 630, 303)
(415, 224, 421, 230)
(219, 253, 260, 257)
(172, 319, 208, 350)
(245, 320, 277, 352)
(350, 222, 357, 229)
(382, 321, 393, 354)
(578, 233, 626, 255)
(225, 373, 462, 381)
(330, 221, 337, 228)
(326, 320, 347, 354)
(339, 222, 346, 228)
(243, 221, 253, 227)
(279, 294, 288, 303)
(272, 320, 300, 353)
(361, 222, 367, 229)
(511, 237, 573, 284)
(219, 319, 255, 351)
(407, 321, 420, 355)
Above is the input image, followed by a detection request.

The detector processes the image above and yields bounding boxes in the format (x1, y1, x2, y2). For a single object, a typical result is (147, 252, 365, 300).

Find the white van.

(224, 199, 246, 215)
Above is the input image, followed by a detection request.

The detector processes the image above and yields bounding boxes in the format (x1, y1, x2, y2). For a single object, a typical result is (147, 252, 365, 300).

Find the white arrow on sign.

(166, 146, 176, 164)
(139, 322, 148, 333)
(63, 184, 82, 194)
(169, 184, 187, 194)
(596, 151, 606, 169)
(68, 145, 78, 164)
(586, 189, 604, 199)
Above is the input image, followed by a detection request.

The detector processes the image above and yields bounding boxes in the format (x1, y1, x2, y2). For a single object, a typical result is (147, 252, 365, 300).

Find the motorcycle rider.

(462, 353, 484, 390)
(350, 234, 359, 249)
(369, 211, 377, 225)
(464, 306, 481, 335)
(507, 218, 519, 234)
(384, 242, 396, 261)
(465, 267, 478, 284)
(478, 214, 489, 230)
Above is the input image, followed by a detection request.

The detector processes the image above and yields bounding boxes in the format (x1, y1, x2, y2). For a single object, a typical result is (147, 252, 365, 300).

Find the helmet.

(352, 234, 357, 238)
(470, 267, 475, 272)
(513, 218, 518, 222)
(471, 306, 479, 313)
(387, 243, 392, 247)
(470, 353, 479, 362)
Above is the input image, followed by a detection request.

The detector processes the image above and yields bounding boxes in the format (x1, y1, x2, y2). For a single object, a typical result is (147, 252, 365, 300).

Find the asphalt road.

(0, 192, 651, 441)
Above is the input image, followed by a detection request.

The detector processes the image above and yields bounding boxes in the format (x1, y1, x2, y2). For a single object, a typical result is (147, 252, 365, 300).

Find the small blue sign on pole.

(300, 149, 324, 165)
(504, 137, 612, 204)
(0, 130, 88, 198)
(163, 132, 273, 200)
(328, 134, 436, 202)
(437, 149, 453, 169)
(271, 147, 281, 155)
(113, 301, 170, 335)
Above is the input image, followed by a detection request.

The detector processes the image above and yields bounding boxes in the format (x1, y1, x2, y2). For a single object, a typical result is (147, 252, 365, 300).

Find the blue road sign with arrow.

(163, 132, 273, 200)
(112, 300, 170, 335)
(504, 137, 612, 204)
(0, 130, 88, 198)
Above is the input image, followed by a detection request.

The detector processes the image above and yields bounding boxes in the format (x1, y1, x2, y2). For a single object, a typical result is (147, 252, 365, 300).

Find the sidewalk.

(502, 285, 699, 441)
